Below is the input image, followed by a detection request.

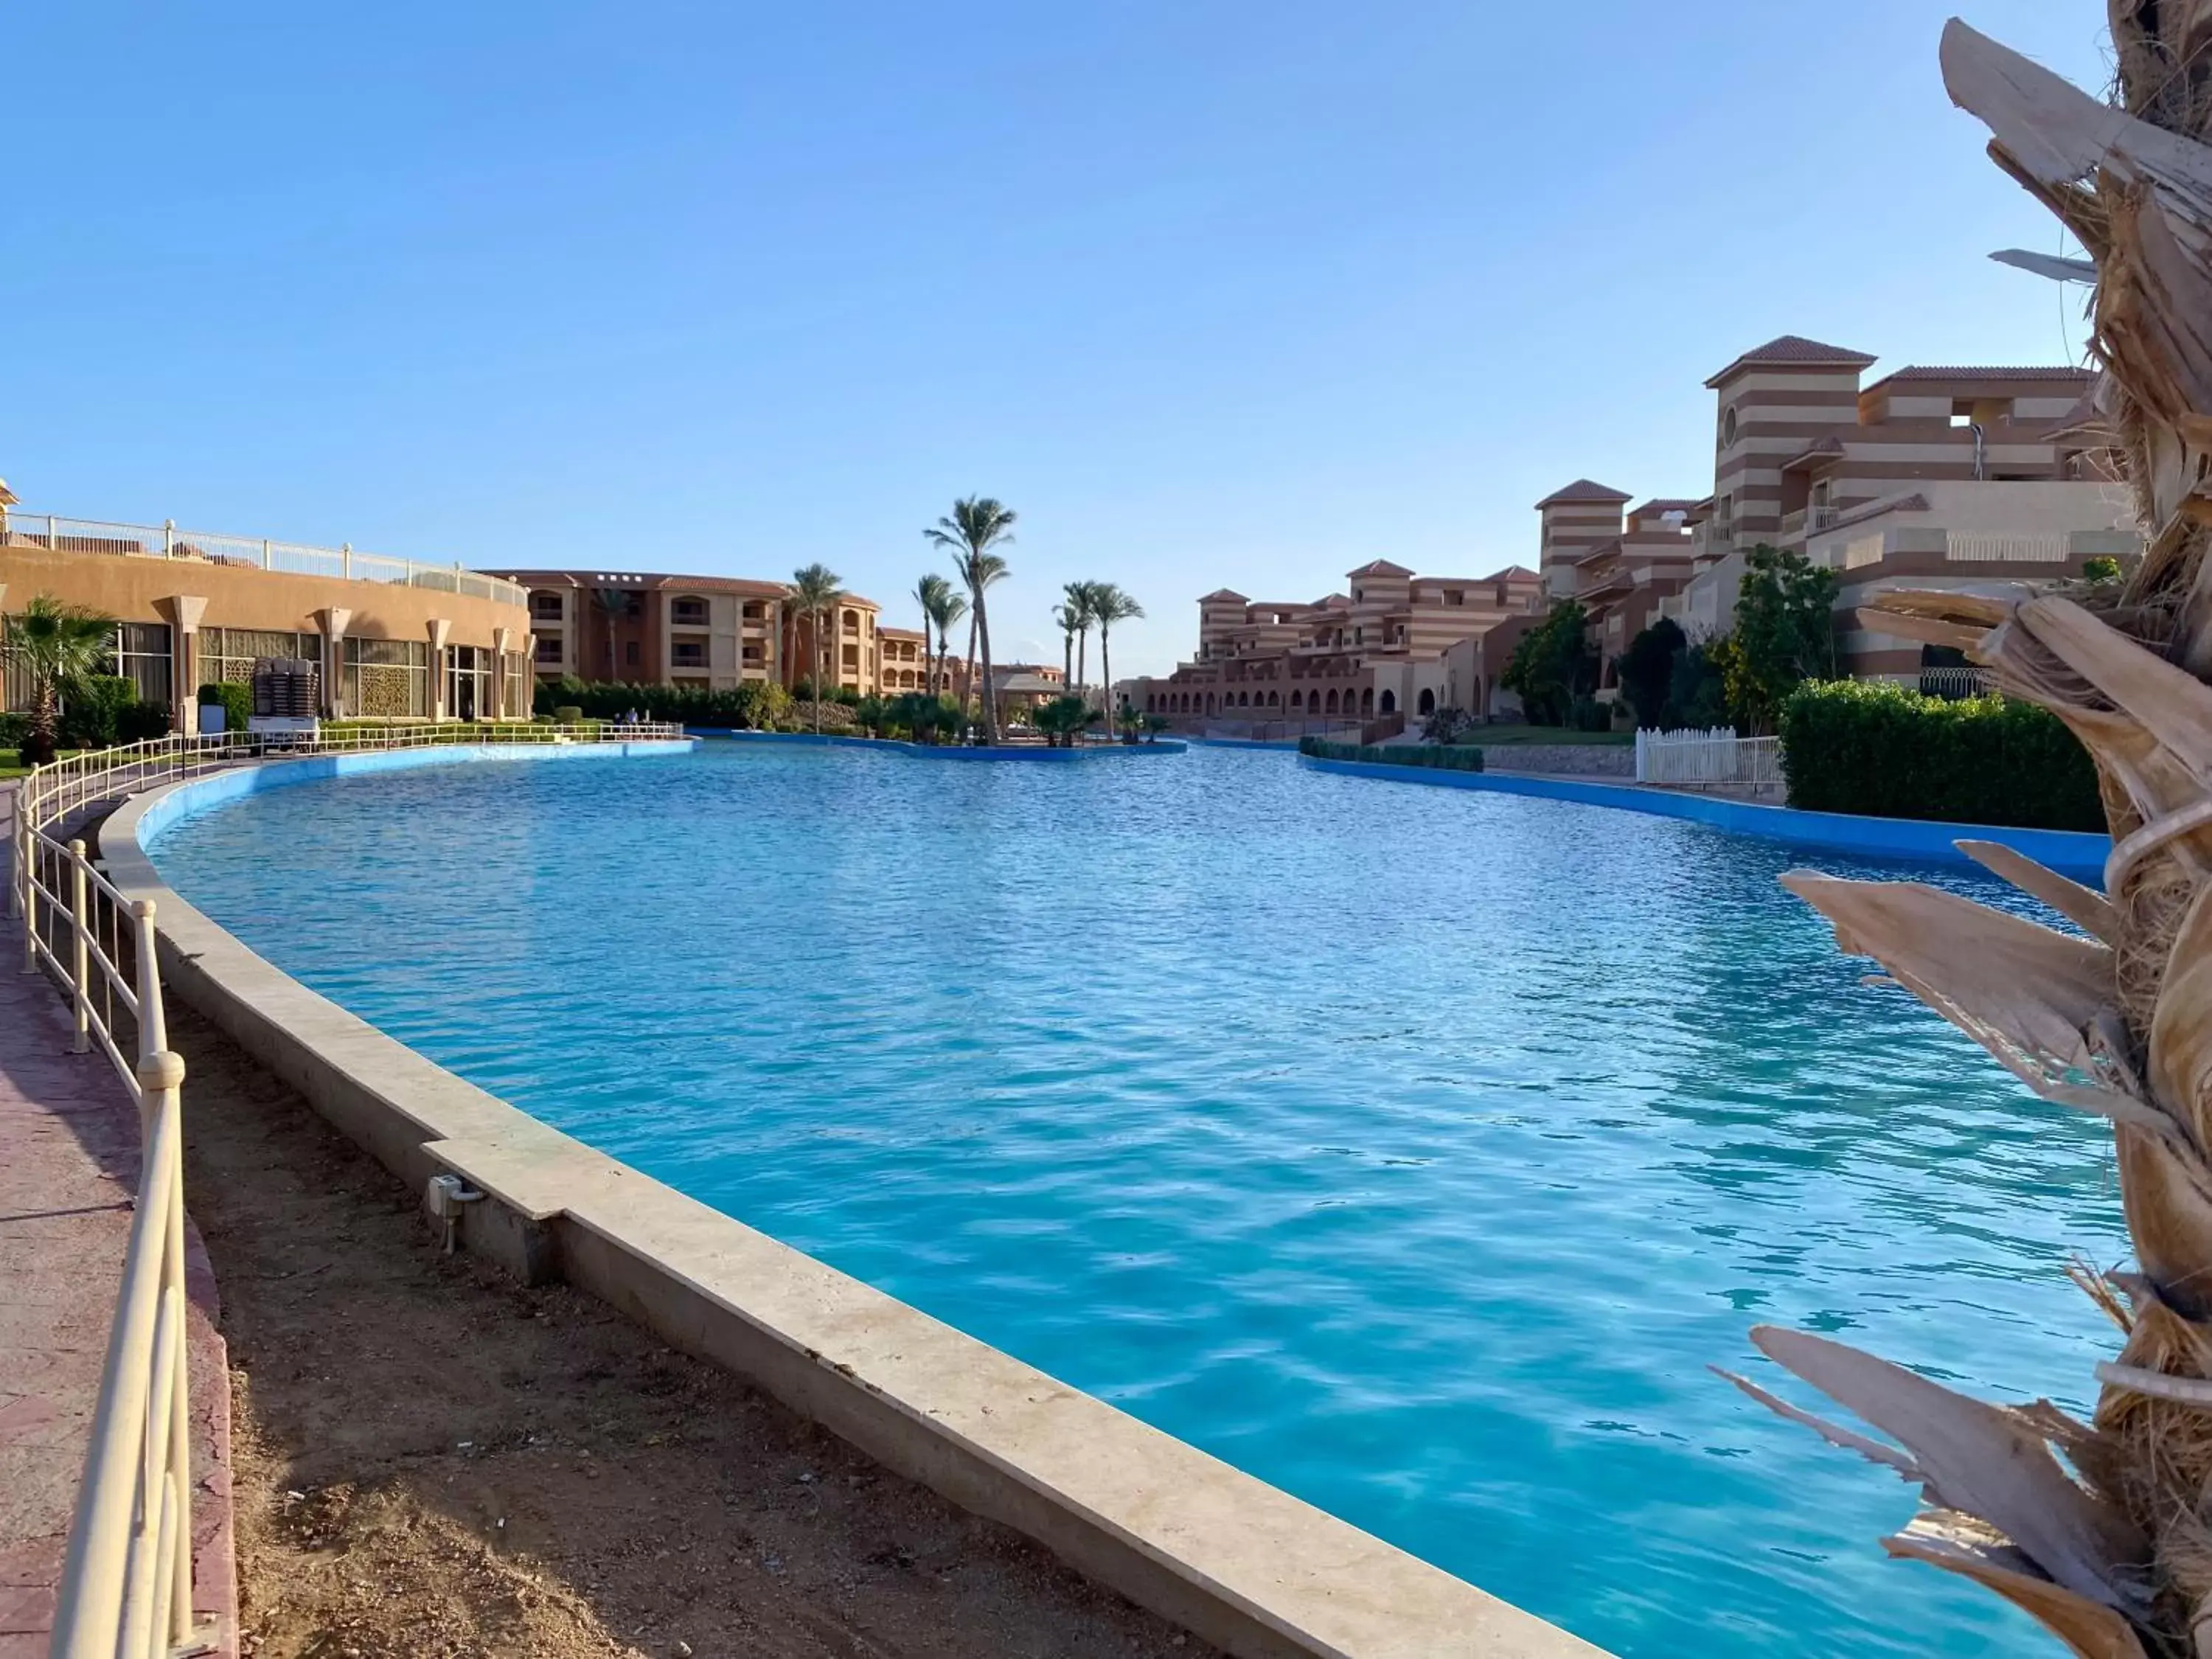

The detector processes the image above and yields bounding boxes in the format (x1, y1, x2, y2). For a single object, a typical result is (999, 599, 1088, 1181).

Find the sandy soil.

(171, 1001, 1213, 1659)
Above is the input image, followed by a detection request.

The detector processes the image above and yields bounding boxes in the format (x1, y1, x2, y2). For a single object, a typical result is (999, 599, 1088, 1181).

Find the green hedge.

(1300, 737, 1484, 772)
(1778, 679, 2103, 831)
(198, 681, 253, 734)
(531, 675, 787, 728)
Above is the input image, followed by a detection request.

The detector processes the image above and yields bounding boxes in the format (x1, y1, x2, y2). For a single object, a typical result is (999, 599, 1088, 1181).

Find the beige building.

(2, 510, 534, 731)
(493, 568, 898, 698)
(1129, 562, 1541, 727)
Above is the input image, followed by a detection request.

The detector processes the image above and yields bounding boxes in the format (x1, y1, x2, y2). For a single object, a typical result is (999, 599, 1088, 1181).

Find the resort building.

(1, 507, 535, 731)
(490, 568, 896, 698)
(1127, 563, 1542, 727)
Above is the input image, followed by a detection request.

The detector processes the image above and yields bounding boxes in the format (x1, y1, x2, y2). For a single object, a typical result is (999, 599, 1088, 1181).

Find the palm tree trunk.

(813, 607, 824, 735)
(1063, 630, 1074, 694)
(1077, 630, 1088, 697)
(963, 611, 978, 729)
(975, 590, 998, 745)
(1099, 628, 1111, 744)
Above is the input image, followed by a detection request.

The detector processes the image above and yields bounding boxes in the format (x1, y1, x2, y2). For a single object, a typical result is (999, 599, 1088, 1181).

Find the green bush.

(198, 681, 253, 734)
(1300, 737, 1484, 772)
(58, 677, 143, 748)
(1778, 679, 2103, 831)
(552, 704, 585, 723)
(0, 713, 27, 751)
(532, 677, 787, 728)
(1569, 695, 1613, 733)
(116, 700, 172, 742)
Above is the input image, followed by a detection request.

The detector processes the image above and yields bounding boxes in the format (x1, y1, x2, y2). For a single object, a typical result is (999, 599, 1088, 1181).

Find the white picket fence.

(1634, 726, 1783, 793)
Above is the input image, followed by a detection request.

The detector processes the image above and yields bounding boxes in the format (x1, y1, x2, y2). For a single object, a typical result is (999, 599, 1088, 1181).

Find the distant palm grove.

(530, 493, 1148, 746)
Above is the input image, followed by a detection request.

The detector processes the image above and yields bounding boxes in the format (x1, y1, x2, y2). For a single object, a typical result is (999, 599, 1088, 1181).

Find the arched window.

(1361, 687, 1375, 714)
(1418, 688, 1436, 716)
(1324, 689, 1339, 713)
(1206, 694, 1216, 714)
(1237, 690, 1249, 706)
(1290, 689, 1304, 711)
(1267, 689, 1279, 706)
(1379, 689, 1397, 714)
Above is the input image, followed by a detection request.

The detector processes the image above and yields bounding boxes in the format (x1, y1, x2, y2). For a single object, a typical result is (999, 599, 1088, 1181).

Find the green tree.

(926, 498, 1018, 743)
(1089, 583, 1144, 731)
(2082, 554, 2124, 584)
(1724, 543, 1838, 733)
(1064, 580, 1102, 692)
(1032, 694, 1096, 748)
(787, 563, 844, 734)
(915, 577, 966, 700)
(1666, 640, 1732, 728)
(1614, 616, 1688, 730)
(911, 574, 953, 697)
(6, 594, 116, 765)
(1500, 601, 1595, 726)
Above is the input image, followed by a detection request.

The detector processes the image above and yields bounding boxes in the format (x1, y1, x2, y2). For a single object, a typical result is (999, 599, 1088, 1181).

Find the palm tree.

(913, 574, 950, 697)
(1721, 16, 2212, 1655)
(1053, 602, 1079, 693)
(787, 563, 844, 735)
(6, 594, 115, 765)
(927, 498, 1017, 743)
(1063, 581, 1101, 695)
(1090, 583, 1144, 741)
(931, 588, 968, 703)
(592, 587, 630, 683)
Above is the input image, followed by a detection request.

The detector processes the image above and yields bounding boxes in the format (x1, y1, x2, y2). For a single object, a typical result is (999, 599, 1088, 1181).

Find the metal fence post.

(163, 519, 175, 558)
(341, 542, 352, 581)
(133, 901, 166, 1062)
(21, 827, 38, 973)
(262, 538, 272, 571)
(69, 839, 89, 1054)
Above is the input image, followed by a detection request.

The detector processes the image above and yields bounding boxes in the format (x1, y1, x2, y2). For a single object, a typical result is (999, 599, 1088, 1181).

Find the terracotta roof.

(1198, 588, 1249, 603)
(880, 625, 927, 639)
(1534, 479, 1632, 509)
(1704, 335, 1877, 386)
(1345, 559, 1415, 578)
(1871, 364, 2096, 384)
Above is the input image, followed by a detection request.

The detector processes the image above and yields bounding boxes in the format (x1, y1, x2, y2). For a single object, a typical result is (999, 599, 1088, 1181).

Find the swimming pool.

(148, 741, 2122, 1658)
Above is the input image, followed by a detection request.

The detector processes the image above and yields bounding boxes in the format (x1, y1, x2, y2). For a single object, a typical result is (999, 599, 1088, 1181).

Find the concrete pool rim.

(102, 744, 1603, 1659)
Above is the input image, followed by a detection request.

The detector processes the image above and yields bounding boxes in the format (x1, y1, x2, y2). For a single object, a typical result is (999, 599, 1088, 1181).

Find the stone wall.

(1478, 744, 1636, 777)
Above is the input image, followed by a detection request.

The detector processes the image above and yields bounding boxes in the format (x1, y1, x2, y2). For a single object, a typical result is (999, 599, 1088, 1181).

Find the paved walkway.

(0, 847, 234, 1655)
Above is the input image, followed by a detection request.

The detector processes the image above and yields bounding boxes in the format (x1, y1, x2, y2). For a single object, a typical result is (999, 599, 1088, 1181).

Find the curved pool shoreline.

(103, 745, 1600, 1659)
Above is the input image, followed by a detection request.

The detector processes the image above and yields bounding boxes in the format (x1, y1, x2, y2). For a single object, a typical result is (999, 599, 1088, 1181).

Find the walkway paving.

(0, 858, 235, 1655)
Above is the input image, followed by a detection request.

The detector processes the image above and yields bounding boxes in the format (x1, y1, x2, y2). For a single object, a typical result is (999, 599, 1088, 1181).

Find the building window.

(447, 644, 493, 720)
(202, 627, 319, 691)
(529, 592, 563, 621)
(842, 608, 859, 630)
(341, 638, 429, 718)
(625, 640, 641, 667)
(1722, 406, 1738, 448)
(743, 601, 766, 620)
(534, 636, 562, 664)
(672, 640, 706, 668)
(671, 596, 709, 626)
(101, 622, 174, 711)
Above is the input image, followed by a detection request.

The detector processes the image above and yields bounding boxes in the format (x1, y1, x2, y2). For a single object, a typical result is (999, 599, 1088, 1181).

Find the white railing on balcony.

(7, 718, 686, 1659)
(1913, 666, 1992, 700)
(1635, 726, 1783, 793)
(0, 510, 530, 608)
(1945, 530, 2070, 563)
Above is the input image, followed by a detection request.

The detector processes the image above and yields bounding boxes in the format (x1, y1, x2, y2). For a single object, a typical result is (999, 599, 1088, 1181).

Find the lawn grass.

(0, 748, 86, 781)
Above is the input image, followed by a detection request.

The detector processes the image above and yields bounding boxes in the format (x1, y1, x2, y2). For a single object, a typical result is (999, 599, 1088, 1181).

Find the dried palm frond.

(1731, 13, 2212, 1655)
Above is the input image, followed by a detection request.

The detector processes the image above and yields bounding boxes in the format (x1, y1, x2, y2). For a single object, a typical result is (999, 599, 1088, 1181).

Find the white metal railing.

(7, 717, 686, 1659)
(1635, 726, 1783, 793)
(1945, 530, 2069, 563)
(0, 510, 529, 608)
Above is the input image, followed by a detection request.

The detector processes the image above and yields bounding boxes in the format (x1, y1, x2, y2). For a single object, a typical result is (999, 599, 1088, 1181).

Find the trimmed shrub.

(0, 713, 27, 751)
(1778, 679, 2102, 831)
(116, 700, 173, 742)
(199, 681, 252, 734)
(532, 677, 788, 729)
(552, 704, 585, 723)
(58, 676, 143, 748)
(1301, 737, 1484, 772)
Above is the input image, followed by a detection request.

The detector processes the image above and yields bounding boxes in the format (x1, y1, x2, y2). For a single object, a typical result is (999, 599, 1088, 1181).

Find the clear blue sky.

(7, 1, 2105, 678)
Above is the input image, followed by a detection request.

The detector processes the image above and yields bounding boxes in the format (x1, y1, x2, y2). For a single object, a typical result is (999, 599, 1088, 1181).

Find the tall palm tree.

(592, 587, 629, 683)
(787, 563, 843, 734)
(1090, 583, 1144, 740)
(928, 587, 967, 703)
(927, 498, 1017, 742)
(6, 593, 116, 765)
(1053, 602, 1079, 693)
(1720, 16, 2212, 1655)
(1063, 580, 1101, 695)
(912, 574, 952, 697)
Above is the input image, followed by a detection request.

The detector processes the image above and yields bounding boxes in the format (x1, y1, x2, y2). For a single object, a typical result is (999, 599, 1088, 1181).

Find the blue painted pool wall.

(1298, 756, 2111, 885)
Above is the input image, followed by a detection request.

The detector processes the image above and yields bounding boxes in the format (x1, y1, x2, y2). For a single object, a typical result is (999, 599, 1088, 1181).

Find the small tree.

(1724, 543, 1837, 733)
(1500, 601, 1595, 726)
(6, 594, 116, 765)
(1614, 616, 1687, 730)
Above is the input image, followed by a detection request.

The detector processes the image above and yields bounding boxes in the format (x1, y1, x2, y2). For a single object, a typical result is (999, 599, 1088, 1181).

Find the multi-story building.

(1129, 562, 1541, 726)
(491, 568, 895, 698)
(2, 506, 535, 731)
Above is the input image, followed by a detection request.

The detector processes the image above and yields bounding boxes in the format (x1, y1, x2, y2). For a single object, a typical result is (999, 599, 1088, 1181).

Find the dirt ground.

(171, 1001, 1214, 1659)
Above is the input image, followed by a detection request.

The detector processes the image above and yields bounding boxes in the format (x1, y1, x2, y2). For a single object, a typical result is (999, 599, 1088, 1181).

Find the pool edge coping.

(1297, 754, 2111, 884)
(102, 746, 1608, 1659)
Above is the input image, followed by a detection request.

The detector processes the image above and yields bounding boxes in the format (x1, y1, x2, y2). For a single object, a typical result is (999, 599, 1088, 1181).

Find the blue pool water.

(150, 742, 2125, 1658)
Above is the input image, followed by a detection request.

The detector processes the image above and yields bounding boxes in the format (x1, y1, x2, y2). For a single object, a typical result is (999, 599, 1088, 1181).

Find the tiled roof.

(1874, 365, 2095, 383)
(1198, 588, 1250, 603)
(1628, 498, 1701, 518)
(1705, 334, 1877, 386)
(1487, 563, 1540, 581)
(1346, 559, 1416, 578)
(1534, 479, 1632, 509)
